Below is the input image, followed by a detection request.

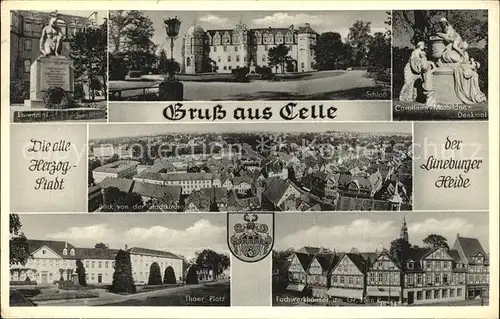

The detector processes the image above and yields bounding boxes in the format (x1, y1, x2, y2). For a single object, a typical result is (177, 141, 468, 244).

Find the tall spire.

(400, 216, 409, 242)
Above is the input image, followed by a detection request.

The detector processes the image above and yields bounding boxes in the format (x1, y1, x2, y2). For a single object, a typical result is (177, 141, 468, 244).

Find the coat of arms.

(227, 212, 274, 263)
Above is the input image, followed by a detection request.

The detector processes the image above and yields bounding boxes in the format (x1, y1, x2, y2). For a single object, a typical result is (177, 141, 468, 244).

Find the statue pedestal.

(24, 56, 74, 109)
(432, 67, 463, 105)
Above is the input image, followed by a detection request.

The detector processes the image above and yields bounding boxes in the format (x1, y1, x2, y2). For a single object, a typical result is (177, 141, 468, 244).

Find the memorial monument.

(25, 12, 74, 108)
(399, 17, 487, 105)
(14, 11, 106, 122)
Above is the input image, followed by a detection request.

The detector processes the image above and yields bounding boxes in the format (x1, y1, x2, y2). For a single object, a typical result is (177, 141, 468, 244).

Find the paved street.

(109, 70, 389, 101)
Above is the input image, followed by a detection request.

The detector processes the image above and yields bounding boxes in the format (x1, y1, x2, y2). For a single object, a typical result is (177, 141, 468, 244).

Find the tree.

(272, 248, 295, 262)
(195, 249, 230, 281)
(88, 158, 102, 186)
(368, 32, 391, 69)
(423, 234, 449, 250)
(147, 262, 162, 285)
(389, 237, 412, 263)
(347, 20, 372, 66)
(157, 48, 168, 74)
(95, 242, 109, 249)
(75, 259, 87, 286)
(267, 44, 290, 73)
(185, 265, 199, 285)
(109, 10, 157, 71)
(111, 249, 136, 293)
(10, 214, 31, 266)
(70, 23, 108, 101)
(102, 187, 144, 212)
(163, 266, 176, 284)
(314, 32, 346, 70)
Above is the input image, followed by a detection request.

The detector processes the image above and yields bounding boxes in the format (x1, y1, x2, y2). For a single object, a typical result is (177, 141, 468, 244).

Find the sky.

(136, 10, 388, 60)
(274, 211, 489, 253)
(89, 122, 412, 139)
(40, 10, 108, 25)
(17, 214, 227, 261)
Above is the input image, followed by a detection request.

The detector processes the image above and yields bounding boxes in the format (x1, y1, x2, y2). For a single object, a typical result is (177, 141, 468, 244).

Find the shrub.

(43, 86, 76, 109)
(231, 67, 249, 82)
(163, 267, 177, 284)
(12, 288, 41, 298)
(32, 290, 99, 301)
(110, 55, 129, 80)
(10, 280, 37, 286)
(10, 79, 30, 104)
(128, 70, 142, 78)
(147, 262, 162, 285)
(74, 83, 85, 100)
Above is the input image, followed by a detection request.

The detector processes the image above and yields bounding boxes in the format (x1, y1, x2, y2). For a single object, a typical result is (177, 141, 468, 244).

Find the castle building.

(182, 21, 318, 74)
(10, 10, 98, 81)
(9, 239, 183, 286)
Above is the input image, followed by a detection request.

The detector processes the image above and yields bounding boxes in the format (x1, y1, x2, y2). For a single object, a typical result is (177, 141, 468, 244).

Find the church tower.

(400, 216, 409, 242)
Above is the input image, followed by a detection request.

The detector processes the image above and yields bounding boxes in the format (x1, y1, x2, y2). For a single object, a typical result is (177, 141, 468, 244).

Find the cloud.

(279, 219, 398, 252)
(47, 219, 228, 261)
(199, 14, 230, 26)
(252, 13, 330, 28)
(277, 217, 488, 253)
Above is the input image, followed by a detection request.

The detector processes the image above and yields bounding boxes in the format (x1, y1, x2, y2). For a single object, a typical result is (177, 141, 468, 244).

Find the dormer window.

(70, 248, 75, 256)
(63, 248, 68, 255)
(407, 261, 414, 269)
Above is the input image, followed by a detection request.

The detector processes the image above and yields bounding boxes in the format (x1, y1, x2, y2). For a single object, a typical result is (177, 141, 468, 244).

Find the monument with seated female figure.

(400, 17, 487, 106)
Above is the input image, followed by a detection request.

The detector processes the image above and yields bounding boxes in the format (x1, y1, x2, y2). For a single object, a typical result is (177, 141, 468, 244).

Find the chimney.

(124, 244, 128, 251)
(65, 241, 68, 248)
(456, 233, 460, 238)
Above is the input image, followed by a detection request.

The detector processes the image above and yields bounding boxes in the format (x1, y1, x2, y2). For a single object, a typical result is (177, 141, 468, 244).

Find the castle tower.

(400, 216, 409, 242)
(297, 23, 317, 72)
(184, 24, 205, 74)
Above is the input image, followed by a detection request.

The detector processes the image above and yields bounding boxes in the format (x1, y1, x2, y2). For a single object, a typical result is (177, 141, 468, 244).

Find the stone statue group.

(399, 17, 487, 105)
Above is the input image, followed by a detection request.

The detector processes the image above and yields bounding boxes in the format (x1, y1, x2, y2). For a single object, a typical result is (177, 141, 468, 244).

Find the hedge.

(10, 281, 37, 286)
(32, 290, 99, 301)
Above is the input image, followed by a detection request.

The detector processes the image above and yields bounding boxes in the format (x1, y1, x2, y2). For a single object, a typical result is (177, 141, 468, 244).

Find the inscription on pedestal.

(41, 64, 70, 91)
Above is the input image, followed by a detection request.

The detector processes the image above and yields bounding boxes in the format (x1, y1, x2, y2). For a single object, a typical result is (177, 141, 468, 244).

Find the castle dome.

(186, 25, 205, 37)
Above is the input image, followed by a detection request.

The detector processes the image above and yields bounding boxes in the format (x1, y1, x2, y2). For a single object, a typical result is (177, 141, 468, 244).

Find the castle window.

(70, 248, 75, 256)
(276, 32, 284, 44)
(285, 31, 293, 43)
(213, 33, 221, 45)
(223, 66, 227, 71)
(213, 47, 217, 52)
(24, 39, 32, 51)
(264, 32, 273, 44)
(186, 57, 191, 67)
(262, 55, 266, 62)
(228, 65, 232, 70)
(236, 55, 240, 62)
(222, 32, 230, 44)
(223, 46, 227, 52)
(227, 56, 231, 62)
(253, 31, 261, 44)
(243, 56, 247, 62)
(407, 261, 414, 269)
(63, 248, 68, 255)
(235, 46, 238, 52)
(24, 59, 31, 73)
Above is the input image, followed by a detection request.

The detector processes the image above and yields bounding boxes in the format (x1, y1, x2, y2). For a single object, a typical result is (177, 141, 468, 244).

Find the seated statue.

(435, 17, 467, 65)
(40, 12, 64, 57)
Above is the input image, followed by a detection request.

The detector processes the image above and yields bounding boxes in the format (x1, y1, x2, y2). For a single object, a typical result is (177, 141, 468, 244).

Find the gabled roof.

(448, 249, 463, 264)
(316, 253, 336, 273)
(296, 246, 321, 255)
(127, 247, 182, 260)
(262, 177, 295, 206)
(77, 248, 119, 260)
(345, 253, 370, 273)
(295, 252, 314, 271)
(27, 239, 77, 260)
(132, 181, 181, 201)
(99, 177, 134, 193)
(453, 236, 488, 264)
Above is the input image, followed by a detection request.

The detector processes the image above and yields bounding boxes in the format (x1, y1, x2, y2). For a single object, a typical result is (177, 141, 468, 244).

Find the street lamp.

(159, 16, 183, 100)
(163, 16, 181, 81)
